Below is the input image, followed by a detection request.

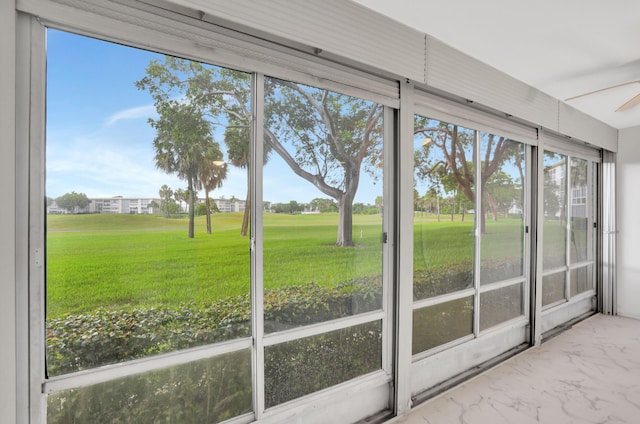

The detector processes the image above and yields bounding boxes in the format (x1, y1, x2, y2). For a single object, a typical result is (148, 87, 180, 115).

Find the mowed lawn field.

(46, 212, 525, 318)
(46, 212, 385, 317)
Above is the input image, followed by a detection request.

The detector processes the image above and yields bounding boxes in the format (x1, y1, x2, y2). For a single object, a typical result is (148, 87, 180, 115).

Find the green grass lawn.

(47, 213, 387, 317)
(46, 212, 525, 318)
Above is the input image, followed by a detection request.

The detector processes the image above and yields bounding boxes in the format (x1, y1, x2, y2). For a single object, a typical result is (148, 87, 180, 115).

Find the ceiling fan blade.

(616, 92, 640, 112)
(565, 80, 640, 102)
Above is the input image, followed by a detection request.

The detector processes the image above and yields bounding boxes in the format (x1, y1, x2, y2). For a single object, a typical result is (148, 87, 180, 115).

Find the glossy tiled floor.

(392, 314, 640, 424)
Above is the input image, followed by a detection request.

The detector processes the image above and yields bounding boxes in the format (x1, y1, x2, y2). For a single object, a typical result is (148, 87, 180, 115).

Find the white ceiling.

(352, 0, 640, 129)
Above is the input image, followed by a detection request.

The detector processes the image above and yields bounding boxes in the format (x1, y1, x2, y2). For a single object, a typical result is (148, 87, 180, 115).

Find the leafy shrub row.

(46, 259, 522, 422)
(47, 259, 521, 376)
(47, 278, 383, 375)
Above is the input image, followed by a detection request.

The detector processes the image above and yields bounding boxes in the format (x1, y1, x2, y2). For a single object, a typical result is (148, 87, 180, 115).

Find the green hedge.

(46, 260, 521, 422)
(47, 277, 384, 376)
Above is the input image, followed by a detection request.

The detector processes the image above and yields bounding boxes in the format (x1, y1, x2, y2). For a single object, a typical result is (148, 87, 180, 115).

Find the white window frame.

(538, 132, 600, 335)
(22, 1, 399, 421)
(409, 91, 534, 398)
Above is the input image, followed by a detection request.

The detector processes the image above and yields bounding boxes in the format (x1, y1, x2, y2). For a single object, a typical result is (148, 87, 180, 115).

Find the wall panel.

(559, 103, 618, 152)
(426, 36, 559, 132)
(162, 0, 426, 82)
(617, 126, 640, 319)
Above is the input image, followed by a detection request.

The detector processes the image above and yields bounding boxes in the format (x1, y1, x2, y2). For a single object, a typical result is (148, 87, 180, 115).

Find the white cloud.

(104, 104, 156, 126)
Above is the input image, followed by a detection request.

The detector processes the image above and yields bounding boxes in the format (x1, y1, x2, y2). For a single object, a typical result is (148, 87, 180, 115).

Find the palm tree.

(174, 188, 185, 213)
(150, 103, 213, 238)
(196, 144, 227, 234)
(158, 184, 173, 217)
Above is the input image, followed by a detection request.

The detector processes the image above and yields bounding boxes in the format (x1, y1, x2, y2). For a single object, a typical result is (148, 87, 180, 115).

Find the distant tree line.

(269, 197, 382, 215)
(48, 191, 90, 214)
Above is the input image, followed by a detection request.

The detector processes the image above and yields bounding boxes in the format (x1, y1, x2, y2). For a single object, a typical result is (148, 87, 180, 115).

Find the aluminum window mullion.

(478, 277, 526, 294)
(15, 12, 32, 424)
(542, 266, 569, 276)
(382, 105, 395, 375)
(568, 261, 596, 270)
(533, 139, 546, 345)
(251, 72, 265, 420)
(411, 334, 476, 361)
(412, 287, 476, 310)
(262, 311, 385, 348)
(589, 161, 596, 284)
(565, 157, 572, 301)
(523, 144, 533, 324)
(43, 337, 253, 395)
(25, 14, 47, 423)
(394, 80, 414, 417)
(473, 130, 481, 338)
(601, 151, 616, 315)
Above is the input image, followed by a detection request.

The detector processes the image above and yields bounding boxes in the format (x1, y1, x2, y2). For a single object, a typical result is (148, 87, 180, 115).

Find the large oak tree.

(414, 117, 524, 233)
(264, 78, 383, 246)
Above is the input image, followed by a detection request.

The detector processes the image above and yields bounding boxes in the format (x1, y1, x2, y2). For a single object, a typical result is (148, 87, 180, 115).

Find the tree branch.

(264, 128, 343, 199)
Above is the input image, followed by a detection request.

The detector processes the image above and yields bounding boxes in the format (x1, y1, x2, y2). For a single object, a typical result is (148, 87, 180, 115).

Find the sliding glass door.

(410, 109, 530, 396)
(260, 76, 390, 411)
(540, 143, 598, 333)
(40, 29, 394, 424)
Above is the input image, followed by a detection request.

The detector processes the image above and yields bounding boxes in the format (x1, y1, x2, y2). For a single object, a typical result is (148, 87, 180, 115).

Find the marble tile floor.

(392, 314, 640, 424)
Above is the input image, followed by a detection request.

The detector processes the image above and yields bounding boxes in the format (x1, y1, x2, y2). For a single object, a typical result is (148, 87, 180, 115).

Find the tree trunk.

(451, 196, 455, 222)
(480, 197, 487, 234)
(205, 190, 212, 235)
(241, 195, 251, 236)
(188, 180, 195, 239)
(336, 193, 354, 247)
(240, 167, 250, 236)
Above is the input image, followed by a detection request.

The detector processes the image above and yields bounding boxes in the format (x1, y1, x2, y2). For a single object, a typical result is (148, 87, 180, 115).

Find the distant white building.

(210, 198, 246, 213)
(90, 197, 155, 214)
(47, 196, 248, 215)
(46, 200, 71, 214)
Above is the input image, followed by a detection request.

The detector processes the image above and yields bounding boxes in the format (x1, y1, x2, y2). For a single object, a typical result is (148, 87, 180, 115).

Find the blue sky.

(46, 29, 382, 204)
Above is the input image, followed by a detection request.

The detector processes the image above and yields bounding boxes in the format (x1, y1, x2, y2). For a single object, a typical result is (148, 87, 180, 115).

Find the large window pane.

(46, 31, 251, 375)
(571, 265, 594, 296)
(47, 349, 252, 423)
(570, 158, 589, 264)
(480, 136, 526, 285)
(413, 117, 475, 299)
(542, 272, 566, 307)
(264, 321, 382, 407)
(479, 284, 523, 331)
(262, 77, 384, 331)
(543, 151, 567, 270)
(412, 297, 474, 354)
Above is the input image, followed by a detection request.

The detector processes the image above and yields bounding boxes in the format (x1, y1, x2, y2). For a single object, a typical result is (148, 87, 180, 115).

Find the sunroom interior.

(2, 1, 640, 423)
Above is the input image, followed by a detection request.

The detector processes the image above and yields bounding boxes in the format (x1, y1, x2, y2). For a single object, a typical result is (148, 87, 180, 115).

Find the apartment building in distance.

(47, 196, 247, 214)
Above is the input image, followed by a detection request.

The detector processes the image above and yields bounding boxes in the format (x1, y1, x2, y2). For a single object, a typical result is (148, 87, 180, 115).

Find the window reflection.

(412, 297, 473, 354)
(47, 350, 252, 424)
(480, 136, 526, 285)
(542, 272, 566, 306)
(571, 265, 593, 296)
(480, 284, 523, 331)
(543, 152, 567, 270)
(570, 158, 589, 264)
(413, 117, 475, 300)
(264, 321, 382, 407)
